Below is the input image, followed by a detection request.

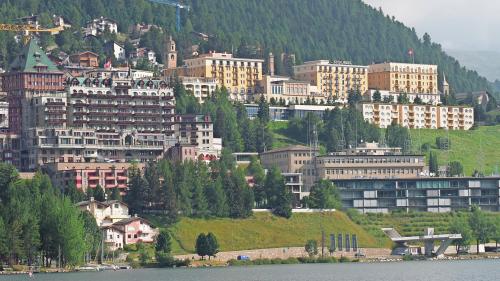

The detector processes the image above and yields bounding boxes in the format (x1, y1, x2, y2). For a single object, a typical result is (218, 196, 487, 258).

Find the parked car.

(354, 252, 366, 258)
(237, 255, 250, 261)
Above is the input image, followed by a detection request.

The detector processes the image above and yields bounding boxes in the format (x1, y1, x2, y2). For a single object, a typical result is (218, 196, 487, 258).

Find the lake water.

(2, 260, 500, 281)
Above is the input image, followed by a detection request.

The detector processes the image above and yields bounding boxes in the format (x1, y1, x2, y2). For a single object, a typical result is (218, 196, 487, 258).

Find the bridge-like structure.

(382, 227, 462, 257)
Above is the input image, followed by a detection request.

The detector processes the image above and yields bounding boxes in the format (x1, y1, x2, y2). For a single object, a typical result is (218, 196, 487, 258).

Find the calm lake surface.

(2, 260, 500, 281)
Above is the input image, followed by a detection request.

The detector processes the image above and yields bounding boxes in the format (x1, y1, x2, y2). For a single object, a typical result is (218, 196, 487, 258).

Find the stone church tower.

(165, 36, 177, 69)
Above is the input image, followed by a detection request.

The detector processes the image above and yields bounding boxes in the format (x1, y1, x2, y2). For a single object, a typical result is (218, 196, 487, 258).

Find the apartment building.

(258, 75, 322, 105)
(45, 162, 145, 193)
(316, 142, 426, 180)
(260, 145, 319, 192)
(261, 143, 425, 193)
(174, 114, 221, 158)
(334, 177, 500, 213)
(165, 52, 264, 102)
(180, 76, 217, 103)
(368, 62, 438, 94)
(359, 103, 474, 130)
(293, 60, 368, 103)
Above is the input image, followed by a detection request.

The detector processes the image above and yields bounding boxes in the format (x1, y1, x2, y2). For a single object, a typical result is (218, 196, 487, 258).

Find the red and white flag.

(104, 59, 112, 69)
(408, 48, 414, 56)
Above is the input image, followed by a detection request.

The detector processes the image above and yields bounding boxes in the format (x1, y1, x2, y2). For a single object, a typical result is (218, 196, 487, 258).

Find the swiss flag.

(408, 48, 414, 56)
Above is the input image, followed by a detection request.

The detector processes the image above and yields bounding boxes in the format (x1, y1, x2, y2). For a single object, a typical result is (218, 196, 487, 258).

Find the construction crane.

(148, 0, 190, 32)
(0, 24, 64, 44)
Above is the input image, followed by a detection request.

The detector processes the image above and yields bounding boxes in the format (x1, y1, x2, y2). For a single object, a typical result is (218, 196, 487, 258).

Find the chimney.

(268, 52, 275, 76)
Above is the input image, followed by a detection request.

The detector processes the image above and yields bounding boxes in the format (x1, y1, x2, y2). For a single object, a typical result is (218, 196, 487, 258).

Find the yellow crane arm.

(0, 23, 64, 44)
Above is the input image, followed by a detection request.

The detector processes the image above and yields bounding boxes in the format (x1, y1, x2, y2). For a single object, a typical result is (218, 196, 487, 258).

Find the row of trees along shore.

(0, 164, 100, 267)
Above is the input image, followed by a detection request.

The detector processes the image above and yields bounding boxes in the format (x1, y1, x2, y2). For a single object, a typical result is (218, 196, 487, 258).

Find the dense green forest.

(0, 164, 100, 267)
(0, 0, 491, 93)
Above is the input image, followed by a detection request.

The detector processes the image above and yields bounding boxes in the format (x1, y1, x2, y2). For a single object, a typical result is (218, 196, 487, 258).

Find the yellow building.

(165, 52, 263, 102)
(293, 60, 368, 103)
(368, 62, 438, 94)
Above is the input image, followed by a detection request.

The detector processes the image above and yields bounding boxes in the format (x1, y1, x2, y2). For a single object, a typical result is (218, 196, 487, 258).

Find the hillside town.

(0, 6, 500, 274)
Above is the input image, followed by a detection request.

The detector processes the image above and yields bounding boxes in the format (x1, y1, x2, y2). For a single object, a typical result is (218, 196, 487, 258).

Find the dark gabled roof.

(9, 39, 60, 73)
(112, 216, 153, 227)
(76, 200, 108, 208)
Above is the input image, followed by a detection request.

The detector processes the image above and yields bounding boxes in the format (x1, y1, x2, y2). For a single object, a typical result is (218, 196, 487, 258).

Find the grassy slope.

(268, 121, 305, 149)
(167, 212, 390, 254)
(351, 212, 500, 238)
(410, 125, 500, 175)
(269, 121, 500, 176)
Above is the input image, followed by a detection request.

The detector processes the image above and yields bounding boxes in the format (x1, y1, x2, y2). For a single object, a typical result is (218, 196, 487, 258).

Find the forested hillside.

(0, 0, 491, 93)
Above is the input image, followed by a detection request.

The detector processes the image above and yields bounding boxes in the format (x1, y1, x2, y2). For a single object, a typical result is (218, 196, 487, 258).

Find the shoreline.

(2, 253, 499, 275)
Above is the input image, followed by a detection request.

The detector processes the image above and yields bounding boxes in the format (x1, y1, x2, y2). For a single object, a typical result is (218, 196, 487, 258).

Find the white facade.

(86, 17, 118, 35)
(360, 103, 474, 130)
(180, 77, 217, 103)
(147, 50, 156, 64)
(364, 89, 441, 105)
(103, 226, 125, 250)
(112, 43, 125, 60)
(77, 199, 130, 226)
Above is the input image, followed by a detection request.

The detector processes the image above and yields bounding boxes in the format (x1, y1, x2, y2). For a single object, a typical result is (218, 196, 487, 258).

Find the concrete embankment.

(175, 247, 391, 262)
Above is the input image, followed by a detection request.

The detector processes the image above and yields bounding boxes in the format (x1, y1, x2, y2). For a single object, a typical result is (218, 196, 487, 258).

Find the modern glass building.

(244, 104, 288, 121)
(332, 177, 500, 213)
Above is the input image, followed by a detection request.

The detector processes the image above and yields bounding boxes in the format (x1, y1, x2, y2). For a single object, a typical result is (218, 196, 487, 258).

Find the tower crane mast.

(148, 0, 190, 32)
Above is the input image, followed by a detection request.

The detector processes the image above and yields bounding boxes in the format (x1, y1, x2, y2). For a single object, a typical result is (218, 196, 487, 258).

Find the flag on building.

(104, 58, 112, 69)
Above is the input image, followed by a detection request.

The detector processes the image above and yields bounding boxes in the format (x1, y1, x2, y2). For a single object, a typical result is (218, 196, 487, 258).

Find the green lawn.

(268, 121, 306, 149)
(410, 125, 500, 175)
(167, 212, 389, 254)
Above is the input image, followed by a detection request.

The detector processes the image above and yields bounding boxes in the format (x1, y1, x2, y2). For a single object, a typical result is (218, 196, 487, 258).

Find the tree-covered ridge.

(0, 0, 491, 93)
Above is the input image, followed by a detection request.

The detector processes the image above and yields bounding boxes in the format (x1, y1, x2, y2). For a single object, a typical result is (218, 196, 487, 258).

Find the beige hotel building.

(293, 60, 368, 103)
(368, 62, 438, 94)
(165, 52, 263, 102)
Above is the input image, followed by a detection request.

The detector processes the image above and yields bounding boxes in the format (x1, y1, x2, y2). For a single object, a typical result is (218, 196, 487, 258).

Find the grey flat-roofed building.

(333, 177, 500, 213)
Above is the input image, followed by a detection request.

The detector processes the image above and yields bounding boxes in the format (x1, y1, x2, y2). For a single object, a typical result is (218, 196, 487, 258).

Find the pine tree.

(191, 165, 208, 217)
(205, 232, 219, 260)
(125, 163, 146, 215)
(110, 187, 122, 201)
(195, 233, 208, 260)
(144, 162, 160, 208)
(248, 156, 266, 207)
(265, 166, 292, 218)
(307, 180, 342, 209)
(66, 182, 86, 203)
(155, 230, 172, 254)
(257, 95, 270, 124)
(93, 184, 106, 201)
(205, 177, 229, 217)
(429, 151, 439, 175)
